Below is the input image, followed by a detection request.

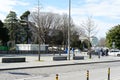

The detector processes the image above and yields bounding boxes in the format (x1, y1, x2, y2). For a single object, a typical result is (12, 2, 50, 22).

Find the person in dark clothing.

(101, 48, 105, 56)
(106, 49, 109, 56)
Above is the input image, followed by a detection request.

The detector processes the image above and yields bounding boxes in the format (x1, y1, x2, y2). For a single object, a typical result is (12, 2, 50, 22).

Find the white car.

(108, 49, 120, 56)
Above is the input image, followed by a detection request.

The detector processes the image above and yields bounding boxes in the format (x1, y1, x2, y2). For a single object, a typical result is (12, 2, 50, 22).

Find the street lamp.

(68, 0, 71, 60)
(38, 0, 41, 61)
(112, 42, 115, 49)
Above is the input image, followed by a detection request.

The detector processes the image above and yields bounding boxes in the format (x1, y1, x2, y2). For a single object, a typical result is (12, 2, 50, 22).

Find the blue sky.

(0, 0, 120, 39)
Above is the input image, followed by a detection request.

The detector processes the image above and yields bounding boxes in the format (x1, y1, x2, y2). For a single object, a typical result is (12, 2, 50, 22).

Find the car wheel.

(117, 54, 120, 56)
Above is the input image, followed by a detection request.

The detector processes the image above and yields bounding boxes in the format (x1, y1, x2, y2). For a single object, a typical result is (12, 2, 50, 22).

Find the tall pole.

(68, 0, 71, 60)
(38, 0, 41, 61)
(26, 13, 30, 44)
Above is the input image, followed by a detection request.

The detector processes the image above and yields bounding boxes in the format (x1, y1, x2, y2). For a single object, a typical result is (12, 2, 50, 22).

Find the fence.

(0, 46, 9, 51)
(0, 50, 65, 54)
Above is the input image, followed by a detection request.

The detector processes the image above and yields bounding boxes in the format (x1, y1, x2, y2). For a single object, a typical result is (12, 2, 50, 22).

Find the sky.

(0, 0, 120, 39)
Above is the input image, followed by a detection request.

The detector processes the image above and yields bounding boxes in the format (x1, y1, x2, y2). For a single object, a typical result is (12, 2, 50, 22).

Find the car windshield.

(110, 51, 119, 52)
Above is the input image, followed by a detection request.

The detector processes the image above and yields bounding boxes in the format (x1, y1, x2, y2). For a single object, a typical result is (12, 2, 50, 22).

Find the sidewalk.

(0, 53, 120, 70)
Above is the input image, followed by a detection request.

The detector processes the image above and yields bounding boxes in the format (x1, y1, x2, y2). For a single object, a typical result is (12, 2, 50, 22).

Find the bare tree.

(30, 12, 62, 44)
(29, 11, 76, 50)
(81, 16, 97, 41)
(75, 26, 85, 38)
(57, 14, 75, 49)
(28, 22, 40, 43)
(81, 16, 97, 58)
(58, 14, 69, 48)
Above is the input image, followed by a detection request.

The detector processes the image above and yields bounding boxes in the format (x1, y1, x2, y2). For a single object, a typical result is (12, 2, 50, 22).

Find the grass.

(35, 60, 44, 62)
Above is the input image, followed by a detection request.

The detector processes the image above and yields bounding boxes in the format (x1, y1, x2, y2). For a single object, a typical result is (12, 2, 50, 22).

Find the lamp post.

(38, 0, 41, 61)
(25, 13, 30, 44)
(26, 16, 29, 44)
(68, 0, 71, 60)
(112, 42, 115, 49)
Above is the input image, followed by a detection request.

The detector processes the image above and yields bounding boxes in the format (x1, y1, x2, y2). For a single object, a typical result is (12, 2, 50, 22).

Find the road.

(0, 62, 120, 80)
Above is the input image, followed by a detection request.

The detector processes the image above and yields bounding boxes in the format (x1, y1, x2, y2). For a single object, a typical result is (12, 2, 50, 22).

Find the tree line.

(1, 10, 119, 51)
(0, 10, 90, 50)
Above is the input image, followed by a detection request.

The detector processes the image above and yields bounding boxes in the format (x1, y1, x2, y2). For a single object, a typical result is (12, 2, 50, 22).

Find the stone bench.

(73, 56, 84, 60)
(53, 56, 67, 61)
(2, 57, 26, 63)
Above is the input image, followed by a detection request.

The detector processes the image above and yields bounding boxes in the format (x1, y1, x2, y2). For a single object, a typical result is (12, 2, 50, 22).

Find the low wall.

(2, 57, 26, 63)
(73, 56, 84, 60)
(53, 56, 67, 61)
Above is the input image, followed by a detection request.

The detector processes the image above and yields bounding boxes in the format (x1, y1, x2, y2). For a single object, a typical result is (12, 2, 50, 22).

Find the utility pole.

(68, 0, 71, 60)
(38, 0, 41, 61)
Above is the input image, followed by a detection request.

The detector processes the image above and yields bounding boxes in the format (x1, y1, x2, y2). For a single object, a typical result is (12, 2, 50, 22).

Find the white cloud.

(16, 1, 29, 6)
(41, 6, 68, 14)
(85, 0, 101, 3)
(0, 0, 29, 21)
(71, 0, 120, 20)
(72, 15, 115, 38)
(0, 13, 5, 21)
(94, 20, 116, 38)
(71, 0, 120, 38)
(0, 0, 14, 13)
(84, 0, 120, 19)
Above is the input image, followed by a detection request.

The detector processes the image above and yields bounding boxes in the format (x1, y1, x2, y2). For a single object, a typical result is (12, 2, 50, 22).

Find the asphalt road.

(0, 61, 120, 80)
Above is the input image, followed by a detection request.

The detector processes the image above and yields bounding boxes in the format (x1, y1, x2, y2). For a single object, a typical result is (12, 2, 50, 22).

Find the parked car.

(108, 49, 120, 56)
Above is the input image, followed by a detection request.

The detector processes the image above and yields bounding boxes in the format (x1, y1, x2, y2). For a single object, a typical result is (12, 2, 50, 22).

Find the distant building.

(91, 36, 98, 47)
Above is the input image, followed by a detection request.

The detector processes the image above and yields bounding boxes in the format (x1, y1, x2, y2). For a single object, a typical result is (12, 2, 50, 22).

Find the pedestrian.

(106, 49, 109, 56)
(101, 48, 104, 56)
(98, 49, 101, 58)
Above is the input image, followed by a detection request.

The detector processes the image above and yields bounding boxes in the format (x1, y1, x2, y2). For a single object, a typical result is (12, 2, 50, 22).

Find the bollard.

(56, 74, 58, 80)
(87, 70, 89, 80)
(108, 68, 110, 80)
(98, 52, 100, 59)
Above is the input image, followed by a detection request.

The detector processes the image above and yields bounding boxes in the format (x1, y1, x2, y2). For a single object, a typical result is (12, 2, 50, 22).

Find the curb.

(0, 60, 120, 71)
